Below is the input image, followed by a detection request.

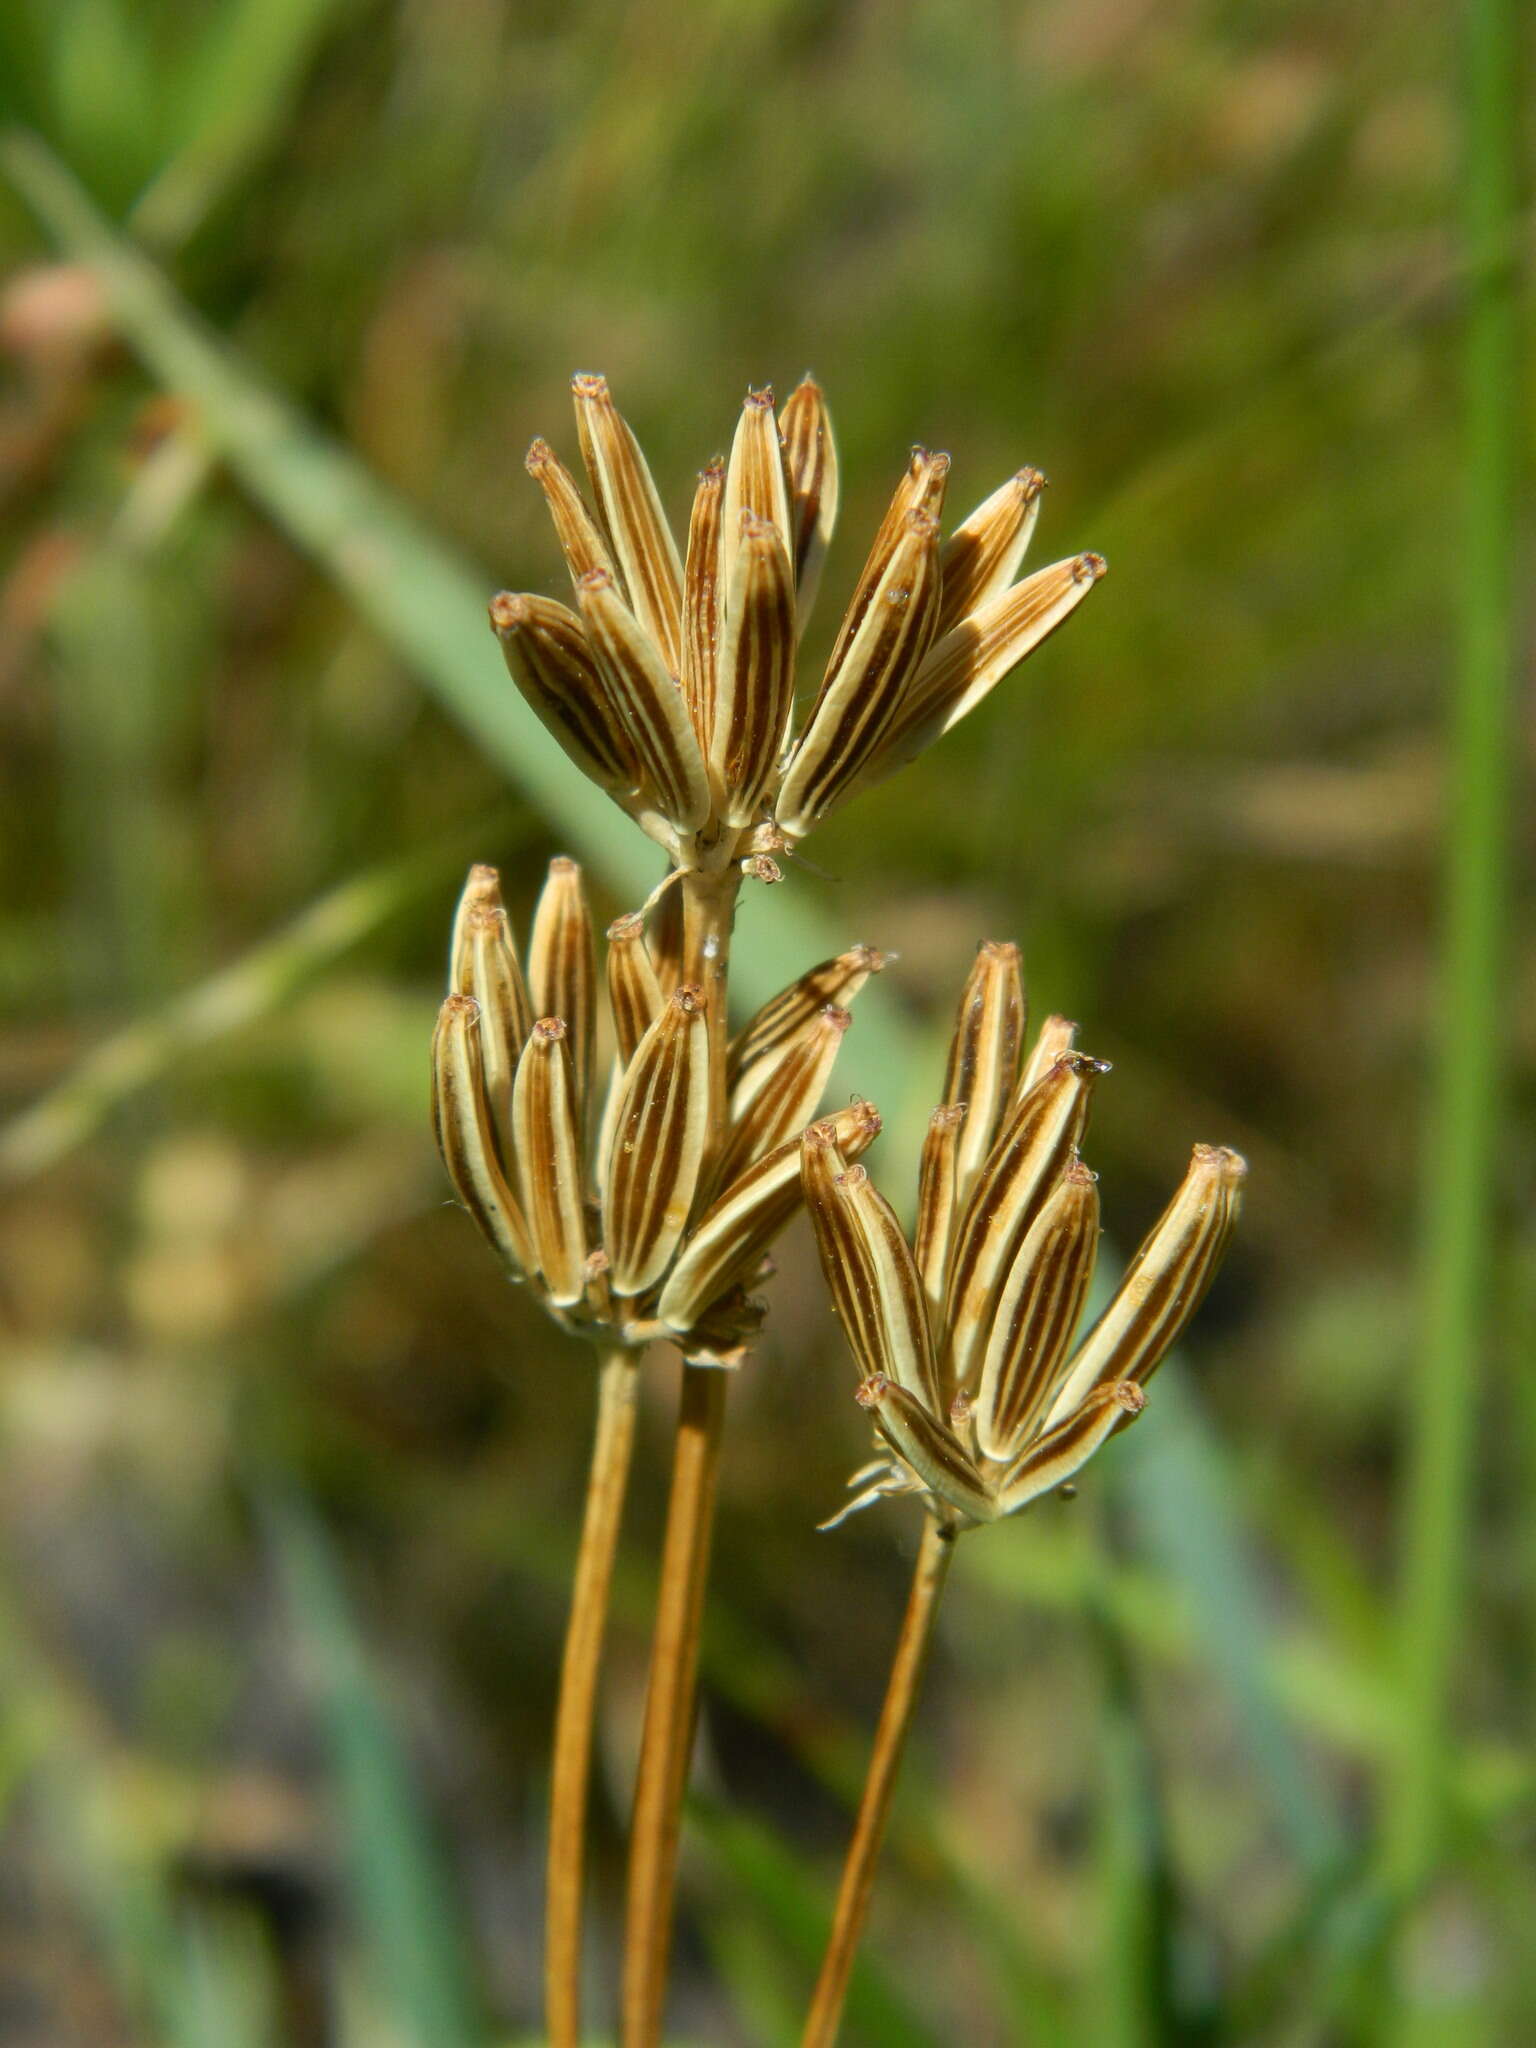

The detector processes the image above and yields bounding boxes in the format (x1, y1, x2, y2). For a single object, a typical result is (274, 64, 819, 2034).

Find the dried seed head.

(603, 985, 711, 1295)
(1045, 1143, 1247, 1425)
(431, 992, 534, 1276)
(576, 568, 712, 834)
(680, 460, 725, 743)
(525, 437, 617, 588)
(942, 940, 1026, 1206)
(490, 590, 641, 803)
(658, 1097, 881, 1334)
(571, 372, 683, 673)
(529, 856, 596, 1114)
(778, 376, 838, 624)
(937, 466, 1046, 637)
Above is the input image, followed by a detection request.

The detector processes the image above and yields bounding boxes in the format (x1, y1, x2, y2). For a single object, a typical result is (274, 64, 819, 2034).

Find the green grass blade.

(1383, 0, 1523, 1900)
(691, 1795, 941, 2048)
(261, 1482, 481, 2048)
(1112, 1368, 1346, 1882)
(0, 814, 512, 1183)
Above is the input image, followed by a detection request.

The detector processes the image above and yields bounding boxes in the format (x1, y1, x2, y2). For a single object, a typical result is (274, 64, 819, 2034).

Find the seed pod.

(511, 1018, 588, 1305)
(529, 858, 596, 1111)
(489, 591, 641, 801)
(822, 447, 950, 685)
(995, 1380, 1145, 1517)
(603, 986, 711, 1295)
(872, 553, 1107, 781)
(1045, 1145, 1247, 1426)
(606, 912, 664, 1070)
(680, 460, 724, 745)
(728, 944, 888, 1090)
(936, 466, 1045, 636)
(856, 1376, 996, 1525)
(431, 994, 535, 1276)
(466, 903, 535, 1149)
(712, 510, 797, 827)
(571, 372, 683, 673)
(1019, 1014, 1078, 1098)
(942, 940, 1026, 1205)
(779, 376, 838, 624)
(802, 1131, 940, 1412)
(913, 1103, 967, 1327)
(776, 508, 943, 840)
(720, 387, 792, 590)
(577, 568, 712, 834)
(658, 1099, 881, 1334)
(712, 1004, 851, 1193)
(524, 437, 617, 588)
(974, 1161, 1100, 1462)
(448, 864, 503, 994)
(944, 1051, 1106, 1400)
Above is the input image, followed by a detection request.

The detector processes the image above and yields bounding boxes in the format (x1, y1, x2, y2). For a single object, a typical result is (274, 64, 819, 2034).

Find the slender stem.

(801, 1518, 957, 2048)
(619, 859, 741, 2047)
(620, 1359, 729, 2046)
(1385, 0, 1521, 1896)
(545, 1346, 642, 2048)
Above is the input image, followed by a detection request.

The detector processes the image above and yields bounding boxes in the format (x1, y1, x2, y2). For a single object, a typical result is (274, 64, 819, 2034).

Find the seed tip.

(1073, 551, 1108, 584)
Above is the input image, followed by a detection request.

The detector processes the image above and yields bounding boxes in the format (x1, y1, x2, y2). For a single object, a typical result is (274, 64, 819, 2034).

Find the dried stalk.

(545, 1344, 641, 2048)
(620, 862, 739, 2048)
(801, 1517, 957, 2048)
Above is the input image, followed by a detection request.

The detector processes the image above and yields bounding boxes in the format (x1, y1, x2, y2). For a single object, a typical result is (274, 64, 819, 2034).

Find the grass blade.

(262, 1481, 481, 2048)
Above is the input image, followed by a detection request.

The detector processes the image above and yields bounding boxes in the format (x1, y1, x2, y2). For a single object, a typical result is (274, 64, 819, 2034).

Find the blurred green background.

(0, 0, 1528, 2041)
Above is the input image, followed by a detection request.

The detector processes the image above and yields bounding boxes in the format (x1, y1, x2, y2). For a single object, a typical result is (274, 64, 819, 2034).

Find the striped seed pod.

(728, 943, 888, 1091)
(464, 902, 534, 1151)
(510, 1018, 588, 1306)
(603, 986, 711, 1296)
(528, 857, 596, 1112)
(489, 591, 641, 803)
(821, 446, 950, 689)
(577, 568, 712, 834)
(941, 939, 1026, 1207)
(449, 863, 503, 991)
(571, 372, 683, 673)
(973, 1160, 1100, 1462)
(658, 1098, 881, 1335)
(778, 376, 838, 625)
(776, 507, 944, 840)
(1045, 1144, 1247, 1425)
(712, 1003, 852, 1193)
(802, 1129, 941, 1414)
(720, 386, 793, 585)
(913, 1103, 967, 1327)
(431, 993, 535, 1277)
(943, 1050, 1107, 1401)
(936, 466, 1045, 637)
(1019, 1013, 1078, 1098)
(680, 460, 725, 745)
(712, 509, 797, 828)
(523, 438, 616, 588)
(855, 1376, 996, 1526)
(995, 1381, 1145, 1517)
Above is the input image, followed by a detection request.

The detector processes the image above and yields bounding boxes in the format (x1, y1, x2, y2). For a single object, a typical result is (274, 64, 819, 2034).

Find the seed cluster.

(804, 941, 1247, 1529)
(494, 374, 1104, 869)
